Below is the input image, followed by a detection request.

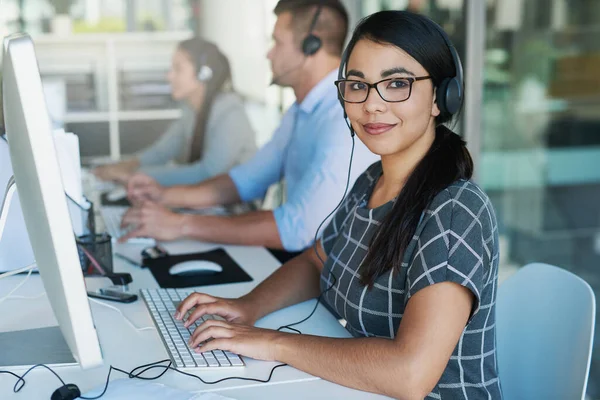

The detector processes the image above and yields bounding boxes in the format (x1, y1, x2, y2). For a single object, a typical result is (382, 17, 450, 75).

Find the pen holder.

(76, 233, 113, 275)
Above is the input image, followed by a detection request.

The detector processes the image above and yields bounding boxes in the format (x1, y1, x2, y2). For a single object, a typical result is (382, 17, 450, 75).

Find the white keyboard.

(100, 206, 155, 245)
(140, 289, 245, 370)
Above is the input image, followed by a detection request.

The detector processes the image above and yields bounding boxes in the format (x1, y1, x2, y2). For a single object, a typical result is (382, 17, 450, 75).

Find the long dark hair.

(346, 11, 474, 287)
(178, 38, 232, 162)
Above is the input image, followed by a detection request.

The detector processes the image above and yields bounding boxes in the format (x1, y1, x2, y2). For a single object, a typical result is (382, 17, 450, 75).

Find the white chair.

(496, 263, 596, 399)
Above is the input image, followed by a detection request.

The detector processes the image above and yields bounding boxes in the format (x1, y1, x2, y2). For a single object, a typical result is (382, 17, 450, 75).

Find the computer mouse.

(106, 187, 127, 201)
(168, 260, 223, 276)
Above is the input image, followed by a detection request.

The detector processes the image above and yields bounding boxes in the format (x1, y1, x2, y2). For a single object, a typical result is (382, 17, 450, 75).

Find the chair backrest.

(496, 263, 596, 400)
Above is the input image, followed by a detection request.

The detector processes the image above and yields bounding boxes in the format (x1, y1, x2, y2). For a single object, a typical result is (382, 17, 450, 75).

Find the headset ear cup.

(302, 35, 322, 56)
(436, 78, 451, 116)
(444, 77, 462, 115)
(197, 65, 213, 82)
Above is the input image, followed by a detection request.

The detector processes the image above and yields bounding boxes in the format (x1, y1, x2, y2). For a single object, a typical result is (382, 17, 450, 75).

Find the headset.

(432, 22, 463, 116)
(270, 0, 333, 85)
(301, 4, 323, 56)
(196, 54, 213, 82)
(336, 13, 464, 125)
(197, 65, 213, 82)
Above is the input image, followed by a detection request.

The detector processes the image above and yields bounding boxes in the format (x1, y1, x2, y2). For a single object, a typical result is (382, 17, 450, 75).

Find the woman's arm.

(176, 243, 326, 326)
(192, 281, 474, 400)
(143, 94, 257, 187)
(137, 113, 189, 167)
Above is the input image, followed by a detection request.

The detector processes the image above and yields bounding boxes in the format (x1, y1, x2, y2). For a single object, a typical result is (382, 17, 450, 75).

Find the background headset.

(336, 13, 464, 129)
(270, 0, 331, 85)
(196, 54, 213, 82)
(301, 4, 323, 56)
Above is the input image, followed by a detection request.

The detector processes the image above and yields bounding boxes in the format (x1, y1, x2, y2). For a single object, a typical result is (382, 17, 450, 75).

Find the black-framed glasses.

(335, 76, 431, 103)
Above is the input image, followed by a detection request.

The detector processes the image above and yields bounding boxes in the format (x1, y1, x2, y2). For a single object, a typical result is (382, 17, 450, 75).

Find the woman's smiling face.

(342, 39, 440, 157)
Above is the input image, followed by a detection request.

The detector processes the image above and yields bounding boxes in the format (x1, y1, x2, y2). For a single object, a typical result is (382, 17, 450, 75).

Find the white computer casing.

(2, 33, 102, 369)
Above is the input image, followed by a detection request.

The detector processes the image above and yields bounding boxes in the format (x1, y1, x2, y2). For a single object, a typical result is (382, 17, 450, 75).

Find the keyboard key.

(228, 356, 244, 366)
(192, 354, 208, 367)
(205, 358, 220, 367)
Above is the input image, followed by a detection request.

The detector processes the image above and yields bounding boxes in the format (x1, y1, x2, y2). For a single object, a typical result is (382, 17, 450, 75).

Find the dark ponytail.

(360, 126, 473, 287)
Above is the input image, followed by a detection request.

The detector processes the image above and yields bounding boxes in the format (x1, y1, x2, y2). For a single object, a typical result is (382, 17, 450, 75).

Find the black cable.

(276, 135, 354, 334)
(0, 363, 66, 393)
(79, 360, 173, 399)
(0, 359, 289, 399)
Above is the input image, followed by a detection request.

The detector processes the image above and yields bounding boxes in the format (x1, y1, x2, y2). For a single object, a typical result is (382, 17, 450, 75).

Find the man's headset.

(301, 4, 323, 56)
(270, 1, 327, 85)
(336, 14, 464, 134)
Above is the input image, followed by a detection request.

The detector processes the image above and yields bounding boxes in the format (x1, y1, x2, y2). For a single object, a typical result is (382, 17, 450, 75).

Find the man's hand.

(118, 202, 185, 242)
(127, 173, 165, 205)
(92, 160, 138, 184)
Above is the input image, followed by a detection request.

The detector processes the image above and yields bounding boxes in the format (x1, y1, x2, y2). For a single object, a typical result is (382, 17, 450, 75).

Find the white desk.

(0, 239, 389, 399)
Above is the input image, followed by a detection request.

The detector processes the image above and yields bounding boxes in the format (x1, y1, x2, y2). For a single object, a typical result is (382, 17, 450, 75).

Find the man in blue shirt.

(120, 0, 377, 255)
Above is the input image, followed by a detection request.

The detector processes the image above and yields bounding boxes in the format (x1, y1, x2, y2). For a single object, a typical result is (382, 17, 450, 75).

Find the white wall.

(198, 0, 276, 103)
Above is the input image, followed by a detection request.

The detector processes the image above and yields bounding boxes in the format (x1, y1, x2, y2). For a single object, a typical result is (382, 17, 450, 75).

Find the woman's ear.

(431, 91, 441, 117)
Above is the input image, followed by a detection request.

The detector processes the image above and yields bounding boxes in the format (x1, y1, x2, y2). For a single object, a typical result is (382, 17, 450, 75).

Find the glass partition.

(481, 0, 600, 396)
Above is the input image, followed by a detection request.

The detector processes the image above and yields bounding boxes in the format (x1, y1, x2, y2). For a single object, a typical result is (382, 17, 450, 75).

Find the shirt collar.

(297, 69, 339, 114)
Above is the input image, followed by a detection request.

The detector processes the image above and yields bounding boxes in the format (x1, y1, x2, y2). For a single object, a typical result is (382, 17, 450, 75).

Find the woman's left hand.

(188, 320, 284, 362)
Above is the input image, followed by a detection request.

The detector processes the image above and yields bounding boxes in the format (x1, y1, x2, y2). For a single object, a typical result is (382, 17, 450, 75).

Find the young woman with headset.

(173, 11, 501, 399)
(93, 39, 256, 186)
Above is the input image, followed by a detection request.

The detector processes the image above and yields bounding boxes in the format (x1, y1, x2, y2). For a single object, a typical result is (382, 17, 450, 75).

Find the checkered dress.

(320, 162, 502, 399)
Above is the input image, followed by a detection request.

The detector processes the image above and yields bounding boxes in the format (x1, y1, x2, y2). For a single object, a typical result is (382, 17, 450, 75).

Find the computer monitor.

(2, 33, 102, 369)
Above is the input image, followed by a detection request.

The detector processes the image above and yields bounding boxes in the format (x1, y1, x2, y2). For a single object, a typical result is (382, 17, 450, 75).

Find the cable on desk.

(0, 268, 34, 306)
(0, 359, 289, 399)
(0, 263, 36, 280)
(88, 297, 155, 332)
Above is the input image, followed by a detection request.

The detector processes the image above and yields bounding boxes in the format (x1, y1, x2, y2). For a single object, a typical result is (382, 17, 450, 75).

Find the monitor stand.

(0, 326, 77, 367)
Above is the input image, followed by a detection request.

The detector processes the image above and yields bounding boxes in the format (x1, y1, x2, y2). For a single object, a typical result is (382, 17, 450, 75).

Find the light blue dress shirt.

(229, 70, 378, 251)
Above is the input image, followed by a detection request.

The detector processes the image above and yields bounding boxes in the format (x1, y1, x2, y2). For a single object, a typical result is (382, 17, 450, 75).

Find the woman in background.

(94, 38, 256, 186)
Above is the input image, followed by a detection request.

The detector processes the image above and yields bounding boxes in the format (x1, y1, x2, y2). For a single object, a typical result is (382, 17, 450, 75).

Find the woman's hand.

(189, 319, 284, 362)
(175, 292, 259, 327)
(127, 173, 165, 205)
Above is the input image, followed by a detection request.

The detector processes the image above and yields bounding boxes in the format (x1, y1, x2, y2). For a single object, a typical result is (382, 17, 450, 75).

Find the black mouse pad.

(145, 248, 252, 288)
(100, 192, 131, 207)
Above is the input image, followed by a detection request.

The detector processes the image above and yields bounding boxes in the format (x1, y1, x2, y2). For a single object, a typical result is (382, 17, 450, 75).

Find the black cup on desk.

(76, 233, 113, 275)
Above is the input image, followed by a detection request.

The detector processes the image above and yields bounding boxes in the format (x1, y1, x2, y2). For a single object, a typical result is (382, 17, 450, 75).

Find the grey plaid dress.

(320, 162, 502, 399)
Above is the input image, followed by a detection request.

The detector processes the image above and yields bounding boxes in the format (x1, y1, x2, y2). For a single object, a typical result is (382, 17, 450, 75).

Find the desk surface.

(0, 239, 389, 399)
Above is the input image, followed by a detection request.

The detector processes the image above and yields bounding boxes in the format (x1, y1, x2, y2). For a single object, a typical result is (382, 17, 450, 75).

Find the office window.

(0, 0, 194, 34)
(481, 0, 600, 396)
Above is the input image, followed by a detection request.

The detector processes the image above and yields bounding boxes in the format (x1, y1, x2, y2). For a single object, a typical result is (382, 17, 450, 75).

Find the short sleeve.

(406, 188, 487, 316)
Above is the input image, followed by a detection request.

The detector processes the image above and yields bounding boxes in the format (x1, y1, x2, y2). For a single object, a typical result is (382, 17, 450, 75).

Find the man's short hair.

(274, 0, 349, 56)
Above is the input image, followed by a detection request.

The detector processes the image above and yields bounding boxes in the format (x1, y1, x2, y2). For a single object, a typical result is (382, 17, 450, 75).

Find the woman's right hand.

(175, 293, 259, 328)
(127, 173, 165, 205)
